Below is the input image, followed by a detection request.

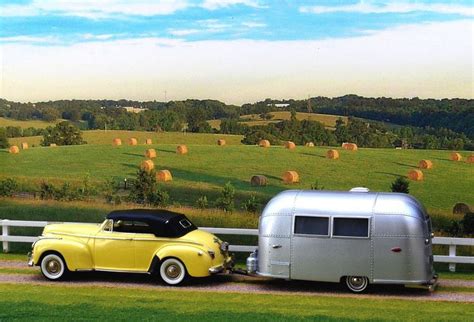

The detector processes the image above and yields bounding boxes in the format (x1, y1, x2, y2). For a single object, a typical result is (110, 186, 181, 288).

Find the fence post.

(2, 220, 10, 253)
(448, 245, 456, 272)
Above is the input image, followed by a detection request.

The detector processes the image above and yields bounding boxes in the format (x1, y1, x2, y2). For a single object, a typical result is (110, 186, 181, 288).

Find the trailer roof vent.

(349, 187, 370, 193)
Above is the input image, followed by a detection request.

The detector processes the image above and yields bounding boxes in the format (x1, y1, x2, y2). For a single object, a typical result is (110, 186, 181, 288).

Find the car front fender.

(32, 238, 93, 271)
(154, 245, 213, 278)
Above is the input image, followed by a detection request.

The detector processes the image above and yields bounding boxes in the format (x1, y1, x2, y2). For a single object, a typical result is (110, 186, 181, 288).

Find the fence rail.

(2, 219, 473, 272)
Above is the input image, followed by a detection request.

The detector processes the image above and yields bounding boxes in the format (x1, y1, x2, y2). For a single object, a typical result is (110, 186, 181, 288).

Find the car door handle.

(272, 244, 282, 249)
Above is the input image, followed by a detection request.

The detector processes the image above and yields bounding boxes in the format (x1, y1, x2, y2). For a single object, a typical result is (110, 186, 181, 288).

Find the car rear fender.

(154, 245, 213, 277)
(33, 238, 93, 271)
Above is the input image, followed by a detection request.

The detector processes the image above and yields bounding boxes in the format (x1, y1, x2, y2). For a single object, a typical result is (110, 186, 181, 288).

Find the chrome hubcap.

(350, 277, 363, 287)
(46, 259, 61, 275)
(165, 264, 181, 279)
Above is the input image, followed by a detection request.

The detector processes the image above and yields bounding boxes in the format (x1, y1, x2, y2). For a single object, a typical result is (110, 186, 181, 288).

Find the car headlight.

(220, 241, 229, 252)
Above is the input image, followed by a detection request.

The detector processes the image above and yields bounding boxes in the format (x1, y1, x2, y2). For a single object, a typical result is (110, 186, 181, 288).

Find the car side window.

(113, 220, 154, 234)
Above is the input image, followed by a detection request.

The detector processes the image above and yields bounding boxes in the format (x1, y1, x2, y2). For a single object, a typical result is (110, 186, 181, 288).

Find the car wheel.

(40, 254, 67, 281)
(345, 276, 369, 293)
(160, 258, 186, 286)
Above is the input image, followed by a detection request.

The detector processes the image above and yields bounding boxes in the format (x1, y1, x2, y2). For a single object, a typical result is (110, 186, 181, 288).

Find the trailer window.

(333, 218, 369, 237)
(294, 216, 329, 236)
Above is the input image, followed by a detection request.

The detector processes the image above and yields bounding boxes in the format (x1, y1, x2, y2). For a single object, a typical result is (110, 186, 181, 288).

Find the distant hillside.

(208, 112, 348, 130)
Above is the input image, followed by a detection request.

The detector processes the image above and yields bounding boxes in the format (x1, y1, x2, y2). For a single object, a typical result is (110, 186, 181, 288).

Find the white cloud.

(300, 1, 474, 16)
(168, 29, 200, 36)
(241, 21, 266, 28)
(0, 0, 190, 18)
(81, 34, 115, 40)
(0, 35, 60, 44)
(201, 0, 263, 10)
(1, 20, 472, 104)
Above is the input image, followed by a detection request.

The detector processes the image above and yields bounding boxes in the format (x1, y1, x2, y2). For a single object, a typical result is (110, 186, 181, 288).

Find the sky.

(0, 0, 473, 104)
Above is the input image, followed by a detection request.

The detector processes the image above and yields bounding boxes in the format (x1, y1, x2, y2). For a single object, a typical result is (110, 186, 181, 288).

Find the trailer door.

(258, 215, 291, 278)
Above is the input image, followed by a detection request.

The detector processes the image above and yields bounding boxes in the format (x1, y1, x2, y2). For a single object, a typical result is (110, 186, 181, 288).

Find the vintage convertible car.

(28, 209, 232, 285)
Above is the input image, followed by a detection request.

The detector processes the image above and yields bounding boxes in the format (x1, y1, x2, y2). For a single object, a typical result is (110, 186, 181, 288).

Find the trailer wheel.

(345, 276, 369, 293)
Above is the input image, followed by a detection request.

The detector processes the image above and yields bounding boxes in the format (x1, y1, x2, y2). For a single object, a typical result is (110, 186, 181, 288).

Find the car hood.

(42, 223, 101, 237)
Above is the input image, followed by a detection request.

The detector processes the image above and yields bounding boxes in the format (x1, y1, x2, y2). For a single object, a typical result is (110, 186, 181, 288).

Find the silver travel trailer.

(246, 189, 438, 292)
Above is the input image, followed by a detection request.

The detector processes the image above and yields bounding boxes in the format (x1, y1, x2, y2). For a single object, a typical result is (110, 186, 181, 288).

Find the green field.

(0, 283, 472, 321)
(8, 130, 244, 147)
(208, 111, 348, 130)
(1, 135, 473, 212)
(0, 117, 61, 129)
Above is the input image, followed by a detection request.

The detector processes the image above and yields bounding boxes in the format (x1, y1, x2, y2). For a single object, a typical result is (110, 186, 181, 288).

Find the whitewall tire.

(345, 276, 369, 293)
(40, 254, 67, 280)
(159, 258, 186, 286)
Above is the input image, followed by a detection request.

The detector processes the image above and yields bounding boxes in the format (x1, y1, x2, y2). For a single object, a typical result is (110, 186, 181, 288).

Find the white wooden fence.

(2, 219, 473, 272)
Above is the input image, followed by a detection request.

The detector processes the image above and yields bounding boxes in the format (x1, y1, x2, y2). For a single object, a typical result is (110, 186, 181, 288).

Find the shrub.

(391, 176, 410, 194)
(0, 128, 9, 149)
(196, 196, 208, 209)
(243, 195, 260, 213)
(215, 182, 235, 212)
(462, 212, 474, 235)
(0, 178, 18, 197)
(39, 181, 56, 200)
(310, 181, 325, 190)
(128, 169, 170, 206)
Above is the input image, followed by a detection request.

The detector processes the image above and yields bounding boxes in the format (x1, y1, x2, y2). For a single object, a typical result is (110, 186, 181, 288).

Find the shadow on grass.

(123, 152, 144, 158)
(375, 171, 406, 178)
(299, 152, 325, 159)
(394, 162, 415, 168)
(155, 148, 175, 154)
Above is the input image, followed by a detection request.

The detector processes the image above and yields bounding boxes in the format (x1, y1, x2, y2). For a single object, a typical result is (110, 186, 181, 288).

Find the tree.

(42, 107, 61, 122)
(391, 177, 410, 194)
(128, 169, 169, 206)
(215, 182, 235, 212)
(0, 128, 10, 148)
(41, 121, 86, 146)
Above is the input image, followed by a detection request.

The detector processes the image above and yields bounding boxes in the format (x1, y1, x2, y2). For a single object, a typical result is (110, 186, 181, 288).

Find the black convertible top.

(106, 209, 197, 237)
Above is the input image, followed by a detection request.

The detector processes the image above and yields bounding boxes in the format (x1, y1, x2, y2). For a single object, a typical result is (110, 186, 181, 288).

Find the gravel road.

(1, 260, 472, 303)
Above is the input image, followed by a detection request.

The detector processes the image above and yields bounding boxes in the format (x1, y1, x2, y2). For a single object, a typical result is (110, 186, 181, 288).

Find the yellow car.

(28, 209, 232, 285)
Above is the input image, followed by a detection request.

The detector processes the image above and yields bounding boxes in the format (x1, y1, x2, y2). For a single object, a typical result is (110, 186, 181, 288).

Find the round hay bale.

(343, 143, 358, 151)
(326, 149, 339, 159)
(112, 138, 122, 146)
(250, 175, 267, 186)
(282, 171, 299, 184)
(176, 145, 188, 155)
(284, 141, 296, 149)
(305, 142, 315, 147)
(156, 170, 173, 182)
(418, 160, 433, 169)
(467, 155, 474, 164)
(453, 203, 471, 215)
(145, 138, 152, 145)
(145, 149, 157, 159)
(408, 169, 424, 181)
(259, 140, 270, 148)
(49, 144, 57, 147)
(140, 160, 155, 173)
(9, 146, 20, 154)
(217, 139, 226, 146)
(450, 152, 462, 161)
(129, 138, 138, 146)
(21, 142, 29, 150)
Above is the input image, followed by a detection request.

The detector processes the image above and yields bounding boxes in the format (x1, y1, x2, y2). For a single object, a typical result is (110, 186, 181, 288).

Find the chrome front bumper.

(27, 252, 34, 267)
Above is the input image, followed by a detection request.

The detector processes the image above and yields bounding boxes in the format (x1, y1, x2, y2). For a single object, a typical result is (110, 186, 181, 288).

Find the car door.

(131, 221, 165, 271)
(93, 219, 135, 271)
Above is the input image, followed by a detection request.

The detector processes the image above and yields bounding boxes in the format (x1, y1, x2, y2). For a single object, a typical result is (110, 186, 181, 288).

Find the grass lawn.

(0, 117, 61, 129)
(0, 283, 473, 321)
(1, 140, 473, 212)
